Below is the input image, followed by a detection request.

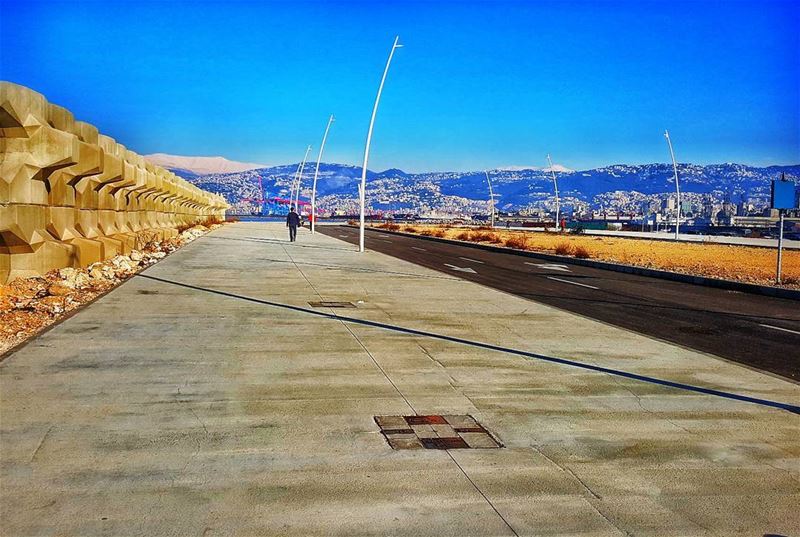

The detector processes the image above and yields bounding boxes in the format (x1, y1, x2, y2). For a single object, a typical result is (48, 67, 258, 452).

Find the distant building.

(731, 215, 780, 228)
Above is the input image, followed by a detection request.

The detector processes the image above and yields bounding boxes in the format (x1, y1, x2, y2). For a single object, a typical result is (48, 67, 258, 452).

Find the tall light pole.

(359, 35, 403, 252)
(664, 129, 681, 240)
(484, 170, 495, 227)
(546, 154, 560, 231)
(258, 175, 265, 216)
(311, 114, 335, 234)
(292, 145, 312, 213)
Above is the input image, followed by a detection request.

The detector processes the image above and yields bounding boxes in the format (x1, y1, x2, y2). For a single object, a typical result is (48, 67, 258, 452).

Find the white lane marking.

(459, 257, 484, 264)
(759, 324, 800, 336)
(377, 239, 392, 243)
(444, 263, 477, 274)
(339, 235, 348, 238)
(412, 246, 427, 251)
(547, 276, 599, 290)
(526, 262, 571, 272)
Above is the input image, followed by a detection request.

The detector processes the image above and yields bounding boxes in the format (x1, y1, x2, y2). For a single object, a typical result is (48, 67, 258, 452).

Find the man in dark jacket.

(286, 206, 300, 242)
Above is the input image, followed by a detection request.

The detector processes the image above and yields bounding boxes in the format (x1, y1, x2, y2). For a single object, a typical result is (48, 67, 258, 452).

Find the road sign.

(771, 174, 797, 210)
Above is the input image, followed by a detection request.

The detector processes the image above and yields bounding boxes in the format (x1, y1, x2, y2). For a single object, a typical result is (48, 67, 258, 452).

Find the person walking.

(286, 206, 300, 242)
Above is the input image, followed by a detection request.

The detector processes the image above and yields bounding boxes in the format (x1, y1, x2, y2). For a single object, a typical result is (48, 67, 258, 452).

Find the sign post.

(771, 173, 796, 284)
(776, 210, 785, 284)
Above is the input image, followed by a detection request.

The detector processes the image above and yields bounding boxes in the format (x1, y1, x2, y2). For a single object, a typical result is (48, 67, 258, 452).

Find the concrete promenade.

(1, 222, 798, 536)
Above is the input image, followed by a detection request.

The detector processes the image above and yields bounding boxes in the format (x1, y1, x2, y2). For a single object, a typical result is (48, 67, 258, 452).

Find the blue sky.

(1, 0, 798, 172)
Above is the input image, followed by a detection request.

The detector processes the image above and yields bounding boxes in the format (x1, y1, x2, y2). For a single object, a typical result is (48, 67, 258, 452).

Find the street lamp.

(484, 170, 495, 227)
(292, 145, 312, 214)
(359, 35, 403, 252)
(664, 129, 681, 240)
(311, 114, 335, 234)
(546, 154, 560, 231)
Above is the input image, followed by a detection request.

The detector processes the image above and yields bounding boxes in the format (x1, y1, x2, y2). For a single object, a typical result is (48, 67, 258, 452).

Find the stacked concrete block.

(1, 82, 228, 284)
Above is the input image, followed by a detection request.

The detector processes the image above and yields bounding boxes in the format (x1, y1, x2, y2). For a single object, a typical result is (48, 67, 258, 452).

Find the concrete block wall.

(1, 81, 229, 283)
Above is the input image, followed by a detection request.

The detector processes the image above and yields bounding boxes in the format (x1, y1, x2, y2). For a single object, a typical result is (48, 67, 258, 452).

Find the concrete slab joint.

(0, 82, 229, 283)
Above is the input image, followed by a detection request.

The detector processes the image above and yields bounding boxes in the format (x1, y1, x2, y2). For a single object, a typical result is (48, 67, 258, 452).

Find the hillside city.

(175, 161, 800, 235)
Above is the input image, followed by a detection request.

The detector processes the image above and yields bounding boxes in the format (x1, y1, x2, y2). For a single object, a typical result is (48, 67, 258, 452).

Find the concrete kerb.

(358, 226, 800, 301)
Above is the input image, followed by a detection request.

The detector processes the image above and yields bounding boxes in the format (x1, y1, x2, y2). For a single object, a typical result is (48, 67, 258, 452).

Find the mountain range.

(153, 155, 800, 216)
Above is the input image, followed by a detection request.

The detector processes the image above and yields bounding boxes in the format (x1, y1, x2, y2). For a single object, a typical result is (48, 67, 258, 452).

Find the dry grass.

(504, 236, 528, 249)
(574, 245, 591, 259)
(554, 242, 574, 256)
(387, 224, 800, 288)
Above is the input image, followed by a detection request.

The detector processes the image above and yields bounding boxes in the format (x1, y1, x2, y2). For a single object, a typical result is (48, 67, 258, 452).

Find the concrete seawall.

(0, 82, 228, 283)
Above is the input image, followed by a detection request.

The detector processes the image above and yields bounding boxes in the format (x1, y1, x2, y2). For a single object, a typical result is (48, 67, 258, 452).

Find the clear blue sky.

(1, 0, 798, 172)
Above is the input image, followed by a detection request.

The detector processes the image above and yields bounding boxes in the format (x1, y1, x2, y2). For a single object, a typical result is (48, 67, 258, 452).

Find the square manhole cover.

(308, 301, 356, 308)
(374, 415, 501, 450)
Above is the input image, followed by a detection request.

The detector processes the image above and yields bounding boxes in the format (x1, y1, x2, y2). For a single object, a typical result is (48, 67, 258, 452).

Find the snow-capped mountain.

(145, 153, 265, 176)
(498, 164, 574, 173)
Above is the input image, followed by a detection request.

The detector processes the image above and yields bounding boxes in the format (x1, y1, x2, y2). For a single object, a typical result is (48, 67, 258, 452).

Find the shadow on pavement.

(136, 273, 800, 415)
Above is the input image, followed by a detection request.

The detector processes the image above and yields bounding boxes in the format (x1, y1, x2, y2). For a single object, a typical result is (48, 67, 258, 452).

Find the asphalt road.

(320, 226, 800, 381)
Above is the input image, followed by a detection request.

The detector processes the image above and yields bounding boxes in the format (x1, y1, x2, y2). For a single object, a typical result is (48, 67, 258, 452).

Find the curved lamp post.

(311, 114, 335, 234)
(546, 154, 560, 231)
(292, 145, 312, 213)
(484, 170, 495, 227)
(359, 35, 403, 252)
(664, 129, 681, 240)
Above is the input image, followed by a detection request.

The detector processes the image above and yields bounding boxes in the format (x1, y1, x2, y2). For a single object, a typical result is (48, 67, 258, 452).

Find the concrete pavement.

(1, 222, 798, 536)
(323, 225, 800, 381)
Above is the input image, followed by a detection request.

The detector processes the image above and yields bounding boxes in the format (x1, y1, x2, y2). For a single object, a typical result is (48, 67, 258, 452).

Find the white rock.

(74, 272, 91, 288)
(58, 267, 80, 288)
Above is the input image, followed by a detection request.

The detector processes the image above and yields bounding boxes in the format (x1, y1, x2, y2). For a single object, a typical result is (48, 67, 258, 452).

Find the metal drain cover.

(308, 301, 356, 308)
(375, 415, 501, 450)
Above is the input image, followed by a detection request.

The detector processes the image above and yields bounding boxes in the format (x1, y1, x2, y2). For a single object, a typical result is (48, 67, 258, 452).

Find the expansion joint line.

(447, 451, 520, 536)
(281, 243, 416, 415)
(283, 243, 513, 535)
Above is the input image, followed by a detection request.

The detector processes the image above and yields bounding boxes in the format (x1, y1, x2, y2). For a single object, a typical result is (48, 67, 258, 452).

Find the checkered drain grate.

(375, 415, 501, 450)
(308, 301, 356, 308)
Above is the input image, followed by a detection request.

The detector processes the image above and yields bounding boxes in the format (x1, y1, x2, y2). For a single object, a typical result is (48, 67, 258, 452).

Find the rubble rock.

(58, 268, 80, 288)
(89, 267, 105, 280)
(36, 296, 65, 315)
(47, 284, 72, 297)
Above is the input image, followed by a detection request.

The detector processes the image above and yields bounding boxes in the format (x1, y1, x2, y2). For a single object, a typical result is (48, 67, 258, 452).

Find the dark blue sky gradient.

(1, 0, 797, 171)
